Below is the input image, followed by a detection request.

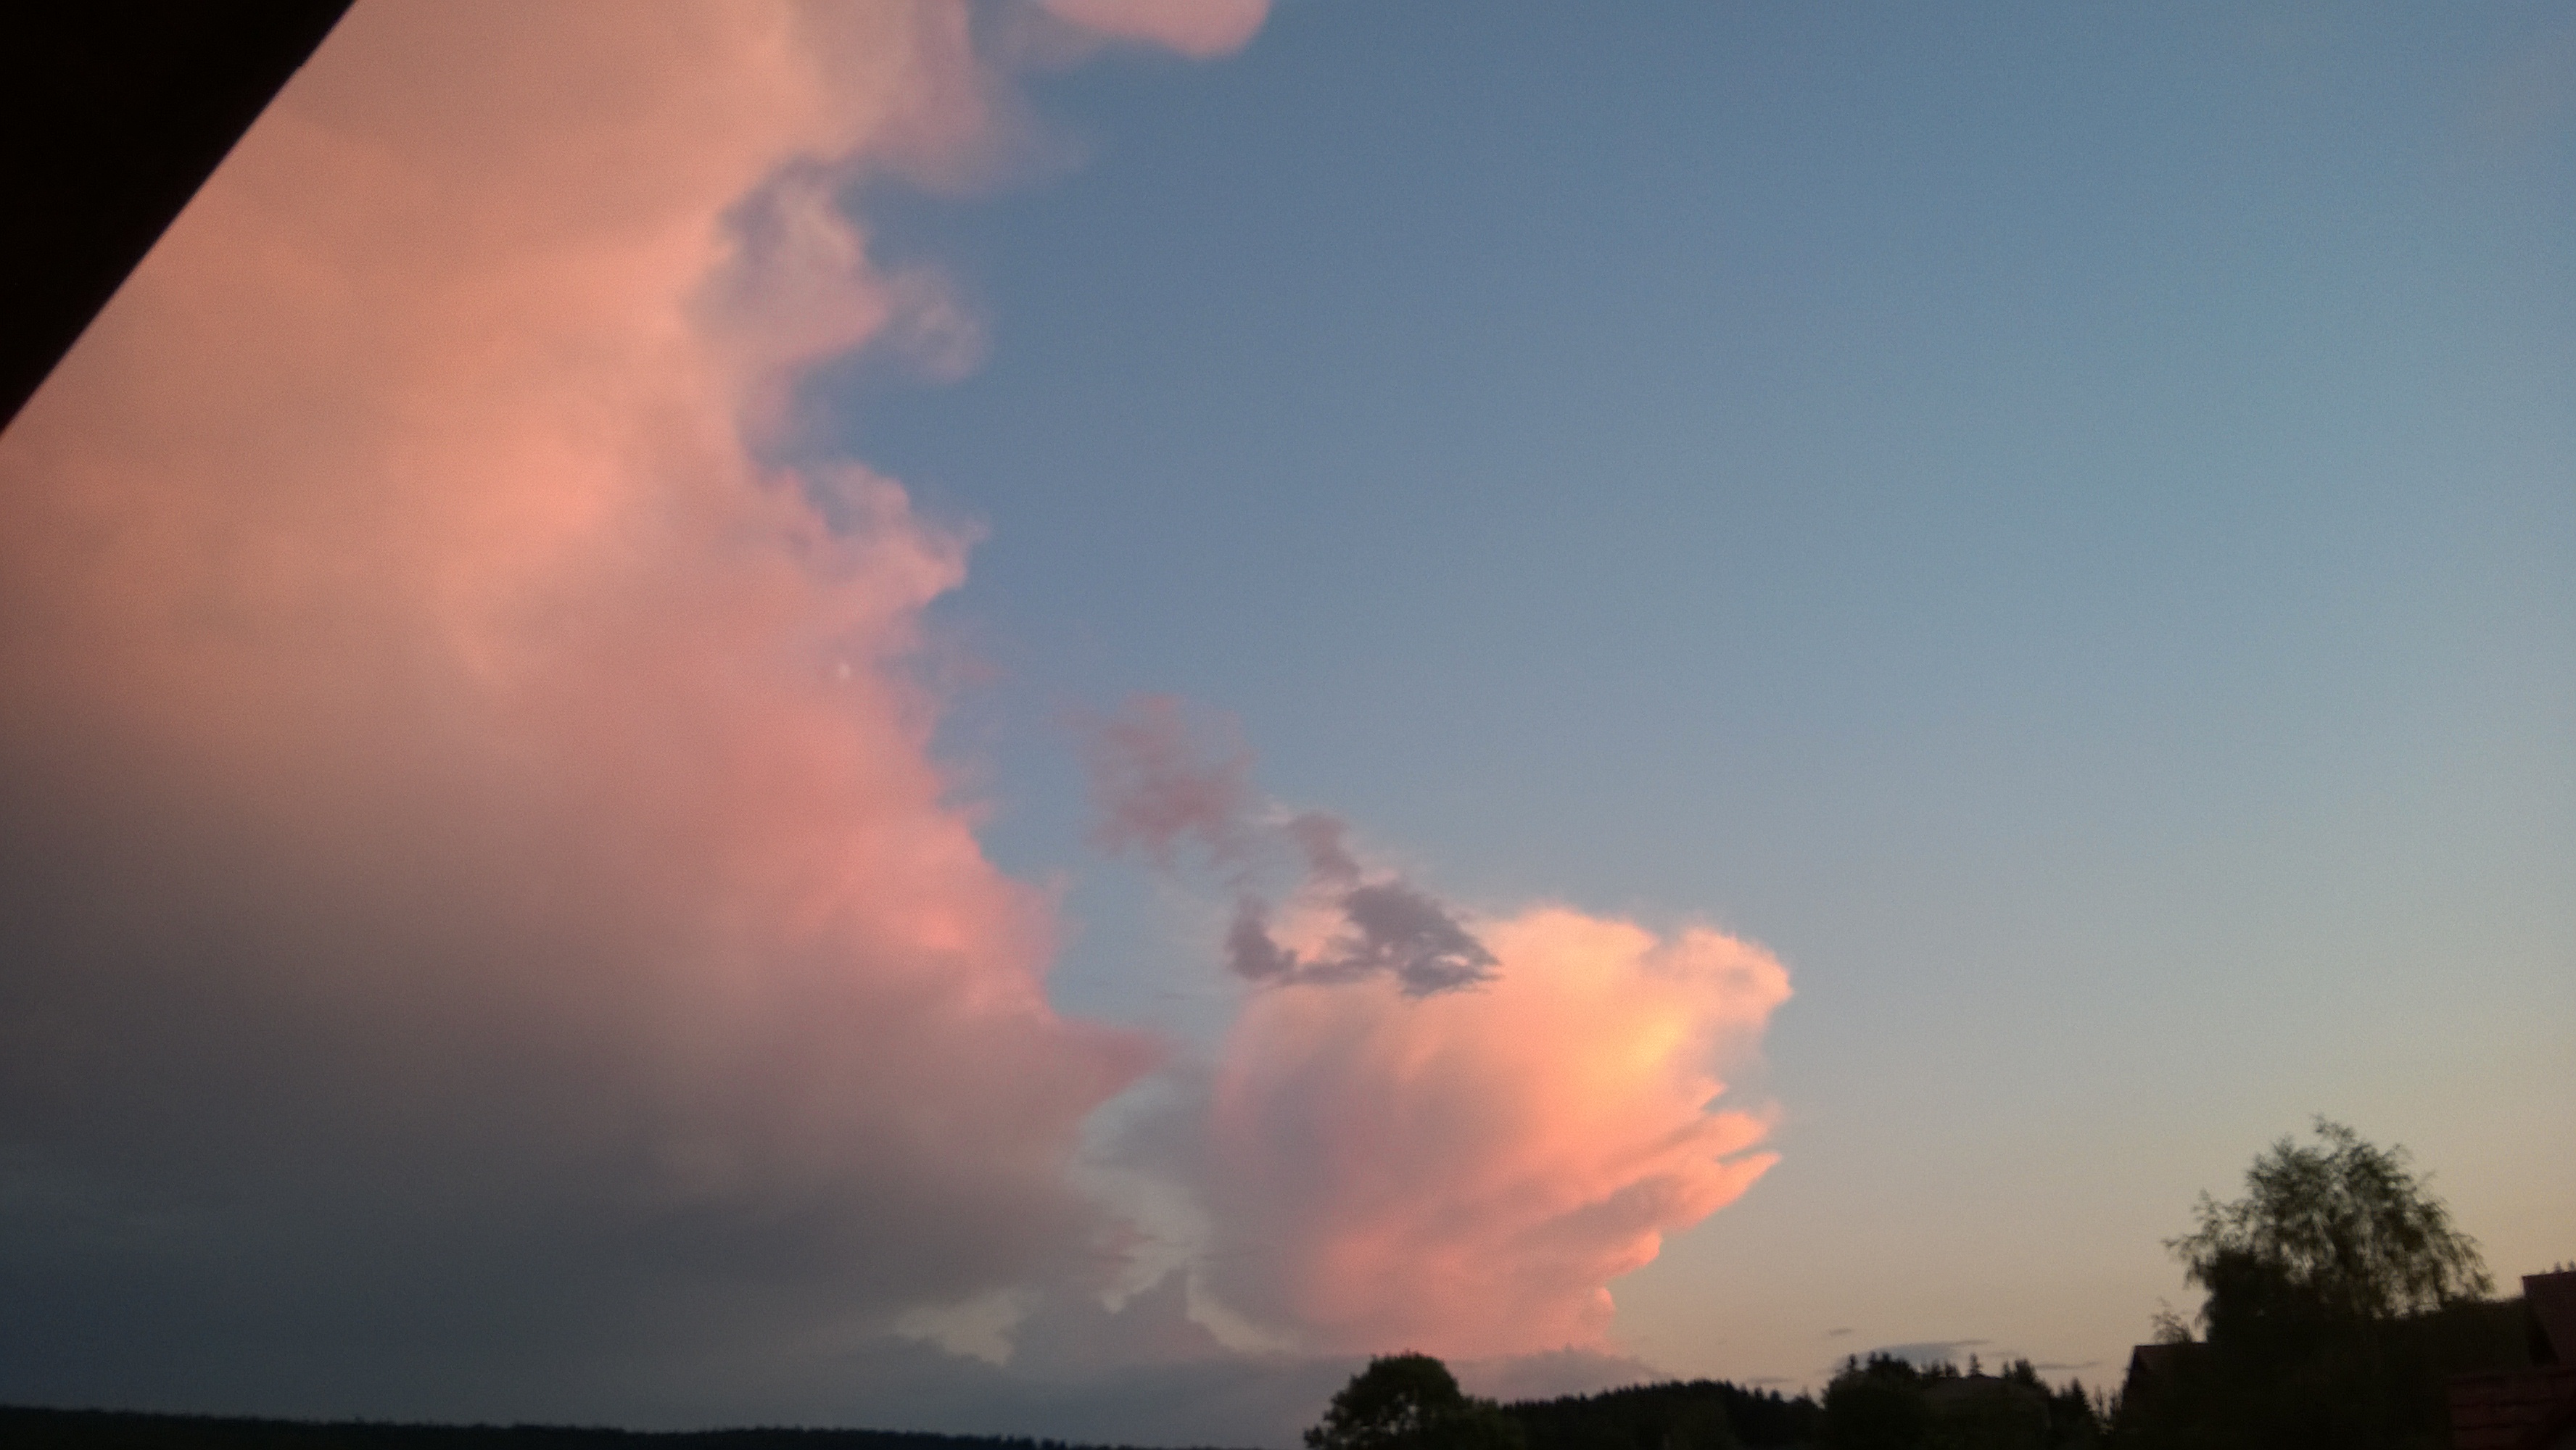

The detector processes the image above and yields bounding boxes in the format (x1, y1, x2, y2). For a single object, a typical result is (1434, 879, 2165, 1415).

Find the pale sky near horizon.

(0, 0, 2567, 1436)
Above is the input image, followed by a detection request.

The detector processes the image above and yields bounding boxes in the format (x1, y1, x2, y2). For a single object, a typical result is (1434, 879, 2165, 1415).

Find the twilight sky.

(2, 1, 2569, 1443)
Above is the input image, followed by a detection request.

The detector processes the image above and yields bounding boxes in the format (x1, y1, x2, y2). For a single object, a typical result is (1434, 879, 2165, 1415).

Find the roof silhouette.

(4, 2, 352, 430)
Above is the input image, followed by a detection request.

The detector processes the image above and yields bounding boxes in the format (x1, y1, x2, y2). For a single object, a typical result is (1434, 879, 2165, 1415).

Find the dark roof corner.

(2, 1, 355, 431)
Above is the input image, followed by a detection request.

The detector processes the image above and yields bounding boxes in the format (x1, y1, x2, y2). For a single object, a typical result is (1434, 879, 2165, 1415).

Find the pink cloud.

(1039, 0, 1271, 59)
(0, 0, 1253, 1402)
(1, 0, 1778, 1406)
(1202, 909, 1791, 1359)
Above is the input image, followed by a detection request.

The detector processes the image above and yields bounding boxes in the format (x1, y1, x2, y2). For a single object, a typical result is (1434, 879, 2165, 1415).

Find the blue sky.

(834, 0, 2574, 1383)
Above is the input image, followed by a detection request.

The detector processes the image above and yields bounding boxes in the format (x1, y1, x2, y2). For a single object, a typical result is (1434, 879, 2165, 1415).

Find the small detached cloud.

(1088, 696, 1499, 997)
(1226, 847, 1499, 998)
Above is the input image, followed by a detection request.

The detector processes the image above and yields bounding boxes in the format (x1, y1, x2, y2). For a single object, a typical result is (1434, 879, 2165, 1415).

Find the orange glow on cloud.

(1202, 909, 1791, 1358)
(1081, 697, 1794, 1361)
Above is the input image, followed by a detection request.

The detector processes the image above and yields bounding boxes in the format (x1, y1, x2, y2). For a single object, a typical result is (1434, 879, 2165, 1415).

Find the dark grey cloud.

(1224, 881, 1498, 997)
(1226, 897, 1304, 982)
(1283, 813, 1361, 884)
(1089, 700, 1498, 998)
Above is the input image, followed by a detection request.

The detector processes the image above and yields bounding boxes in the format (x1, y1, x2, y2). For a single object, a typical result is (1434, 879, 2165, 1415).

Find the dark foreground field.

(1, 1376, 1826, 1450)
(0, 1408, 1249, 1450)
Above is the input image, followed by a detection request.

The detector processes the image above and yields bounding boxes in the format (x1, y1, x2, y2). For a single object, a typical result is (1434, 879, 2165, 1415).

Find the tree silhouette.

(2121, 1118, 2501, 1449)
(2168, 1117, 2490, 1325)
(1822, 1356, 1929, 1450)
(1308, 1354, 1527, 1450)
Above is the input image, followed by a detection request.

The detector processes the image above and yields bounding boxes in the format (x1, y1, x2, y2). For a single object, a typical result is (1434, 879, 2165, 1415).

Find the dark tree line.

(0, 1408, 1238, 1450)
(1509, 1377, 1821, 1450)
(1818, 1355, 2101, 1450)
(1305, 1351, 2101, 1450)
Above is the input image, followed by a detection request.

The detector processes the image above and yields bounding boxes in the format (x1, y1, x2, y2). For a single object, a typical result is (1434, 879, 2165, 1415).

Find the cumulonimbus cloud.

(0, 0, 1256, 1417)
(1086, 699, 1793, 1361)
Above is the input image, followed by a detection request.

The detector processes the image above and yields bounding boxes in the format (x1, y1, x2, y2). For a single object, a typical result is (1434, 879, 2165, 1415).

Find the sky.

(1, 0, 2569, 1442)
